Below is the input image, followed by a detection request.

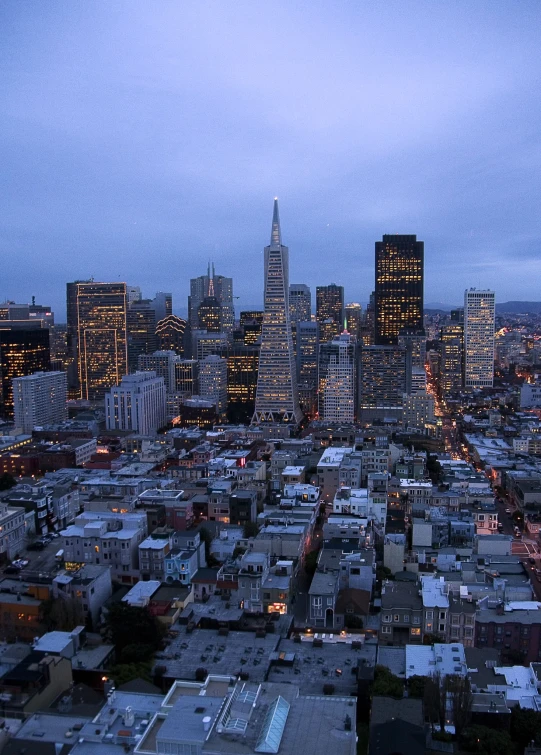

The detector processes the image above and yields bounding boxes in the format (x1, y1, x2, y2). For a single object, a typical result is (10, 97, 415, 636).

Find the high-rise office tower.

(359, 344, 411, 423)
(440, 324, 464, 397)
(105, 371, 166, 435)
(199, 355, 228, 417)
(0, 323, 51, 418)
(361, 291, 376, 346)
(316, 284, 344, 342)
(152, 292, 172, 323)
(156, 314, 187, 355)
(127, 299, 158, 372)
(238, 311, 264, 346)
(375, 234, 424, 345)
(296, 321, 319, 416)
(69, 282, 128, 401)
(189, 264, 234, 334)
(398, 329, 427, 371)
(345, 303, 362, 341)
(253, 200, 302, 425)
(13, 371, 67, 433)
(138, 350, 180, 392)
(66, 279, 92, 397)
(218, 343, 260, 424)
(289, 284, 311, 325)
(197, 296, 222, 332)
(323, 332, 356, 424)
(464, 289, 495, 389)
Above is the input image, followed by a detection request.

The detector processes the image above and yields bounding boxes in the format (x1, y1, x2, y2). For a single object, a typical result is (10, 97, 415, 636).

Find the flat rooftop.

(266, 638, 375, 696)
(154, 627, 280, 681)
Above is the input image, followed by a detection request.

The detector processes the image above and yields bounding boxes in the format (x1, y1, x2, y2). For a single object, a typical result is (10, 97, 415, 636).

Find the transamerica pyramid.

(252, 199, 303, 425)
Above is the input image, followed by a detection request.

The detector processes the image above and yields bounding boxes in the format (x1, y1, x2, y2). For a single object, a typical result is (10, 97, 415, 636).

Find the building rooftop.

(266, 638, 375, 696)
(153, 627, 280, 682)
(405, 643, 467, 679)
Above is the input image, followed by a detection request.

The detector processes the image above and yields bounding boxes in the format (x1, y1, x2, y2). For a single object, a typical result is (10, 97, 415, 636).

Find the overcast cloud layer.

(1, 1, 541, 318)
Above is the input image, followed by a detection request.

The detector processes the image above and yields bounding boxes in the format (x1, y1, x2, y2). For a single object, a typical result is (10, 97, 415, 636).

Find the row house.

(0, 501, 26, 561)
(53, 564, 112, 628)
(1, 487, 53, 535)
(60, 511, 147, 584)
(139, 535, 172, 581)
(164, 530, 206, 585)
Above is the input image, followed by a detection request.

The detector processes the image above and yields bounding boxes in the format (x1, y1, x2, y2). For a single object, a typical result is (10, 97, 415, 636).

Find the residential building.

(322, 332, 356, 423)
(464, 289, 496, 389)
(53, 564, 113, 628)
(60, 510, 148, 584)
(359, 344, 410, 423)
(476, 602, 541, 664)
(252, 199, 302, 425)
(164, 530, 207, 584)
(138, 536, 172, 581)
(0, 501, 26, 561)
(13, 371, 67, 434)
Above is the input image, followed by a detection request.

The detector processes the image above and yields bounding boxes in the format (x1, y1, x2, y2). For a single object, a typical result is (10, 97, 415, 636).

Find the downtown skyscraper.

(374, 234, 424, 345)
(252, 200, 302, 425)
(67, 281, 128, 401)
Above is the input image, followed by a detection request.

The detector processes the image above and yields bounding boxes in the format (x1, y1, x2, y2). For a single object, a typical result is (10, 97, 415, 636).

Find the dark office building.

(197, 296, 222, 333)
(375, 235, 424, 345)
(218, 344, 260, 423)
(0, 324, 50, 418)
(127, 300, 158, 372)
(316, 284, 344, 342)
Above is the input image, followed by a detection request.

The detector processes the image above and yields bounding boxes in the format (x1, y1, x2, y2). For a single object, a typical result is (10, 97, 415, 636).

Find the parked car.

(11, 559, 29, 568)
(505, 508, 511, 515)
(4, 566, 20, 575)
(28, 541, 45, 551)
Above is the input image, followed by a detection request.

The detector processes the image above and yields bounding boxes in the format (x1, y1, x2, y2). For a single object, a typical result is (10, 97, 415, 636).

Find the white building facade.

(13, 371, 67, 434)
(464, 289, 495, 389)
(105, 371, 166, 435)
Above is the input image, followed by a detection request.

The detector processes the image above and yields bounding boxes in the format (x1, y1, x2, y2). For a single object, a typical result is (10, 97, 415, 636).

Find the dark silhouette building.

(375, 234, 424, 345)
(0, 323, 50, 418)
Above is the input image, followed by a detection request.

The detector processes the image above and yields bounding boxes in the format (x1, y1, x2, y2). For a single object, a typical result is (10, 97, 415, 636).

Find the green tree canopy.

(460, 725, 515, 755)
(105, 603, 164, 651)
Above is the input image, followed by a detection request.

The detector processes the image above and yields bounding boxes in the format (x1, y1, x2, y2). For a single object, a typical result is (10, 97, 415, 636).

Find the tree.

(424, 672, 447, 733)
(199, 526, 219, 567)
(243, 522, 260, 539)
(460, 725, 514, 755)
(108, 661, 153, 687)
(510, 706, 541, 751)
(448, 674, 472, 739)
(407, 675, 427, 699)
(304, 550, 319, 576)
(0, 473, 16, 491)
(40, 596, 85, 631)
(105, 603, 164, 652)
(372, 665, 404, 698)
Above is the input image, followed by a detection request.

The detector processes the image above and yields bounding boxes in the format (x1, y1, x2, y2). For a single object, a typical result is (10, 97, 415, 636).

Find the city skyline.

(2, 2, 541, 318)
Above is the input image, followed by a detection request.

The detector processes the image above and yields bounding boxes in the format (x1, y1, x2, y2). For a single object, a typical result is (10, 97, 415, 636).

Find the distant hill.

(496, 301, 541, 314)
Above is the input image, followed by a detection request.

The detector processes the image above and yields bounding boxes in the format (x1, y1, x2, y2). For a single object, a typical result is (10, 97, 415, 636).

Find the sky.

(1, 1, 541, 320)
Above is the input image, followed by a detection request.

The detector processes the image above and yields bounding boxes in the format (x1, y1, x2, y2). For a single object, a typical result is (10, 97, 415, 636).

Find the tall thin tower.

(252, 200, 302, 425)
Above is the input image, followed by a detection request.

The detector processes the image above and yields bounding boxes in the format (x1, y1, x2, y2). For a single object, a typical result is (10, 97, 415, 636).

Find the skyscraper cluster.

(0, 199, 497, 436)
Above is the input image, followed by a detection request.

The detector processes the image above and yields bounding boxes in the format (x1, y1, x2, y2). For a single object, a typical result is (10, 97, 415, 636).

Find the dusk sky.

(2, 2, 541, 320)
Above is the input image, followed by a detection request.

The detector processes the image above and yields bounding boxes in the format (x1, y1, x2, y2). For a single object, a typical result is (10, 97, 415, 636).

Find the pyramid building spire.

(270, 197, 282, 247)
